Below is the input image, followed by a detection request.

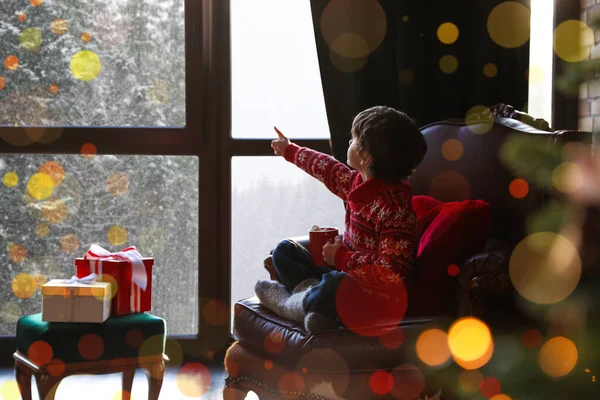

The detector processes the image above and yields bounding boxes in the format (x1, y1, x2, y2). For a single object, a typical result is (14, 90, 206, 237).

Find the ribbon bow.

(84, 244, 148, 291)
(64, 273, 97, 285)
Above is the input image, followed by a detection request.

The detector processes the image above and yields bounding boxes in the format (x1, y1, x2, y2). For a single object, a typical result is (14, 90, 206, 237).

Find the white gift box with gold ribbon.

(41, 274, 111, 323)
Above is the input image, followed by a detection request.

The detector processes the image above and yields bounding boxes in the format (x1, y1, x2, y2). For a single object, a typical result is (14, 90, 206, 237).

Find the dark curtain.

(310, 0, 530, 163)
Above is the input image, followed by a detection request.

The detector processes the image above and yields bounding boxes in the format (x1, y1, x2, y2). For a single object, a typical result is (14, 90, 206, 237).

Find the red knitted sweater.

(284, 144, 418, 294)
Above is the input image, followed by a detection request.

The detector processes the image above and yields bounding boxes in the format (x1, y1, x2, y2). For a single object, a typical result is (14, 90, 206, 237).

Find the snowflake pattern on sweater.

(284, 144, 418, 295)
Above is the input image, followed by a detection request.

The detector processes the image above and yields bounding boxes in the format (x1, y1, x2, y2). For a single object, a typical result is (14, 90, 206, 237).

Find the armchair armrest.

(457, 249, 512, 318)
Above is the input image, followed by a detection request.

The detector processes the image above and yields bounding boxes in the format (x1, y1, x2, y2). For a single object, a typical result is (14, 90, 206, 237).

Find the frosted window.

(0, 0, 185, 127)
(231, 157, 346, 304)
(231, 0, 330, 139)
(0, 154, 198, 335)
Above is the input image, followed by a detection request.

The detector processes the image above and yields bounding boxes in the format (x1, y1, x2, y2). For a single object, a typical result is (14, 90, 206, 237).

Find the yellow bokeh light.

(539, 337, 578, 378)
(465, 105, 494, 134)
(0, 380, 20, 400)
(552, 162, 583, 194)
(321, 0, 387, 57)
(112, 391, 134, 400)
(108, 225, 128, 246)
(484, 63, 498, 78)
(50, 19, 68, 35)
(459, 369, 484, 393)
(3, 172, 18, 187)
(487, 1, 531, 48)
(509, 232, 581, 305)
(176, 363, 211, 397)
(448, 317, 494, 370)
(70, 50, 102, 81)
(27, 172, 55, 200)
(329, 49, 368, 73)
(437, 22, 459, 44)
(12, 273, 37, 299)
(441, 139, 463, 161)
(439, 55, 458, 74)
(20, 28, 43, 52)
(402, 16, 409, 23)
(36, 223, 50, 237)
(416, 329, 451, 367)
(554, 20, 594, 63)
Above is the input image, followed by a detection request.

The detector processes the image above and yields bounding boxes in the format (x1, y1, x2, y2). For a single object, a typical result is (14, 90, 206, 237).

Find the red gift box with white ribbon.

(74, 245, 153, 315)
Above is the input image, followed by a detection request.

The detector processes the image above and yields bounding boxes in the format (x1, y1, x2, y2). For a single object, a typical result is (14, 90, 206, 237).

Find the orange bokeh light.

(81, 142, 97, 159)
(479, 376, 501, 398)
(39, 160, 65, 186)
(9, 244, 27, 263)
(509, 178, 529, 199)
(30, 0, 44, 6)
(78, 334, 104, 360)
(539, 336, 578, 378)
(279, 372, 305, 396)
(416, 329, 451, 367)
(4, 56, 19, 71)
(81, 32, 92, 43)
(28, 340, 53, 366)
(49, 84, 59, 94)
(18, 13, 27, 23)
(48, 358, 66, 377)
(264, 331, 285, 354)
(0, 76, 5, 91)
(448, 317, 494, 370)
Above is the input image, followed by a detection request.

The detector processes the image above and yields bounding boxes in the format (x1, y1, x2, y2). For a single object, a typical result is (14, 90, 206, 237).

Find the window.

(230, 0, 338, 310)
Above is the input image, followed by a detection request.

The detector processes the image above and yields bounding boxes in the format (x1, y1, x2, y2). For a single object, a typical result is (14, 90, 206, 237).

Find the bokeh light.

(428, 171, 471, 202)
(34, 274, 47, 289)
(3, 172, 18, 187)
(329, 49, 368, 73)
(509, 232, 581, 304)
(78, 333, 104, 360)
(28, 340, 53, 366)
(203, 298, 230, 326)
(379, 326, 405, 349)
(369, 370, 394, 395)
(81, 142, 97, 158)
(437, 22, 459, 44)
(459, 369, 484, 393)
(27, 172, 55, 200)
(138, 335, 165, 362)
(81, 32, 92, 43)
(60, 234, 80, 252)
(0, 75, 5, 91)
(466, 105, 494, 134)
(447, 264, 460, 277)
(176, 362, 212, 397)
(49, 84, 59, 94)
(321, 0, 387, 59)
(539, 336, 578, 378)
(147, 80, 173, 104)
(4, 55, 19, 71)
(30, 0, 43, 6)
(398, 68, 414, 84)
(522, 329, 543, 349)
(50, 19, 68, 35)
(0, 380, 20, 400)
(441, 139, 464, 161)
(554, 20, 594, 63)
(12, 273, 36, 298)
(0, 302, 23, 324)
(487, 1, 531, 48)
(41, 199, 68, 224)
(18, 13, 27, 23)
(106, 173, 130, 196)
(9, 244, 27, 263)
(279, 372, 305, 396)
(264, 331, 285, 354)
(552, 162, 583, 194)
(20, 28, 42, 52)
(509, 178, 529, 199)
(297, 349, 349, 395)
(264, 360, 273, 370)
(107, 225, 128, 246)
(483, 63, 498, 78)
(448, 317, 494, 370)
(490, 395, 512, 400)
(402, 15, 409, 22)
(39, 161, 65, 186)
(71, 50, 102, 81)
(390, 364, 425, 400)
(112, 390, 134, 400)
(416, 329, 451, 367)
(48, 358, 66, 377)
(526, 65, 544, 84)
(439, 55, 458, 74)
(480, 376, 501, 398)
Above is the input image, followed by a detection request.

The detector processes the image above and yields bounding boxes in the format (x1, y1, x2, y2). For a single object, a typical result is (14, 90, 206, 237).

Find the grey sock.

(304, 312, 339, 333)
(255, 280, 311, 322)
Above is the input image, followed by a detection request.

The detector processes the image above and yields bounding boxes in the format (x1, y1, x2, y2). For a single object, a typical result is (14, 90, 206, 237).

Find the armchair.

(223, 117, 591, 399)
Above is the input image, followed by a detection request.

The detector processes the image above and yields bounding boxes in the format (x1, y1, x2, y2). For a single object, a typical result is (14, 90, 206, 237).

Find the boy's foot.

(255, 280, 306, 322)
(264, 255, 280, 282)
(304, 312, 340, 333)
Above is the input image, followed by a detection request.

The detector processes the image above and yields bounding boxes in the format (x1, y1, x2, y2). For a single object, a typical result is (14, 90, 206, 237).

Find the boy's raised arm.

(272, 126, 357, 201)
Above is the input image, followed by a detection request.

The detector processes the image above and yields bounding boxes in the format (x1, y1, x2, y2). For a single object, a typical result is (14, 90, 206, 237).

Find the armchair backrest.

(409, 118, 592, 245)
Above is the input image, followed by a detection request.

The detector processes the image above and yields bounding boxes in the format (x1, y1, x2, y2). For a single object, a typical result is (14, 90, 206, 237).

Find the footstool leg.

(14, 362, 32, 400)
(145, 361, 165, 400)
(35, 374, 60, 400)
(122, 368, 135, 400)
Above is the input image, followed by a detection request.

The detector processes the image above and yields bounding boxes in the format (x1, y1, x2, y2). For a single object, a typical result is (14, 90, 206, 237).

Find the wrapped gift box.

(42, 277, 111, 323)
(74, 245, 153, 316)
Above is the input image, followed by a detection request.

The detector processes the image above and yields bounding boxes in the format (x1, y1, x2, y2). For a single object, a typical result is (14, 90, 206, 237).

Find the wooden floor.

(0, 365, 256, 400)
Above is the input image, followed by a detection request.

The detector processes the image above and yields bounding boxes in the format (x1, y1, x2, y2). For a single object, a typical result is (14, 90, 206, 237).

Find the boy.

(255, 106, 427, 333)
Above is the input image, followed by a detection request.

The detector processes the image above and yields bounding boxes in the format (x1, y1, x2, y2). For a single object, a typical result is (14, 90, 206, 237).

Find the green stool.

(14, 313, 167, 400)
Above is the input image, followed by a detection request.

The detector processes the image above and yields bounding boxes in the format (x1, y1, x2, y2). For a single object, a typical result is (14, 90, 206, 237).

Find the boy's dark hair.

(351, 106, 427, 180)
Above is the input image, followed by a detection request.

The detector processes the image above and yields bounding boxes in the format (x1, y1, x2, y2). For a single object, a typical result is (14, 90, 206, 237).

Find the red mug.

(309, 227, 339, 266)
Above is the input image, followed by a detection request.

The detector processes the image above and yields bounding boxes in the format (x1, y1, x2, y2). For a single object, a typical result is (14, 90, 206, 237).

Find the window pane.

(0, 0, 185, 127)
(231, 157, 346, 304)
(231, 0, 330, 139)
(0, 154, 198, 335)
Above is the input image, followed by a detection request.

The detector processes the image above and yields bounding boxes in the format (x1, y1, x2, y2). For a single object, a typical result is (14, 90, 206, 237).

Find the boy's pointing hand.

(271, 126, 290, 156)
